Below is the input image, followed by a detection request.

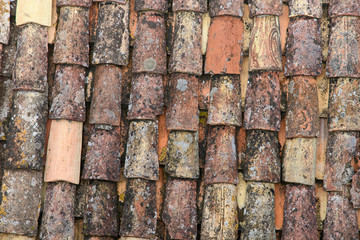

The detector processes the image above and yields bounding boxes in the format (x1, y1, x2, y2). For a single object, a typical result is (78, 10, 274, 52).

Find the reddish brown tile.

(249, 0, 282, 17)
(134, 0, 168, 13)
(329, 0, 360, 17)
(133, 11, 166, 74)
(40, 182, 76, 240)
(285, 18, 322, 76)
(165, 131, 199, 179)
(316, 118, 328, 180)
(324, 132, 358, 192)
(249, 15, 282, 71)
(166, 73, 198, 131)
(243, 130, 281, 183)
(281, 184, 318, 240)
(49, 65, 86, 122)
(162, 178, 197, 240)
(84, 180, 119, 237)
(57, 0, 92, 7)
(204, 126, 238, 185)
(198, 75, 211, 110)
(236, 126, 246, 169)
(120, 179, 157, 238)
(89, 64, 122, 126)
(323, 190, 359, 239)
(209, 0, 244, 17)
(82, 127, 121, 181)
(128, 73, 164, 120)
(172, 0, 207, 12)
(129, 0, 138, 42)
(124, 121, 159, 180)
(328, 78, 360, 131)
(275, 183, 286, 230)
(205, 16, 244, 75)
(351, 170, 360, 208)
(326, 16, 360, 77)
(13, 23, 48, 92)
(208, 75, 241, 126)
(156, 168, 165, 219)
(169, 12, 203, 75)
(92, 2, 129, 66)
(286, 76, 320, 138)
(244, 71, 281, 131)
(289, 0, 322, 18)
(54, 7, 89, 67)
(157, 113, 168, 165)
(89, 2, 99, 43)
(5, 91, 47, 170)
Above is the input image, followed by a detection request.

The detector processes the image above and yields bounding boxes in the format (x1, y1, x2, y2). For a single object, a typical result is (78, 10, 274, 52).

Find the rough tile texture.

(57, 0, 92, 7)
(134, 0, 168, 13)
(172, 0, 207, 12)
(288, 0, 322, 18)
(209, 0, 244, 17)
(249, 0, 282, 17)
(329, 0, 360, 17)
(0, 0, 10, 44)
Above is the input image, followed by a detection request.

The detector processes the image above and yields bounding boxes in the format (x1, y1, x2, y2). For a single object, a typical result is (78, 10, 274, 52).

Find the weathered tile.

(208, 75, 241, 126)
(162, 178, 197, 240)
(329, 0, 360, 17)
(199, 111, 208, 168)
(48, 0, 58, 44)
(134, 0, 167, 13)
(89, 2, 99, 43)
(40, 182, 76, 240)
(172, 0, 207, 12)
(321, 5, 330, 62)
(1, 20, 18, 77)
(317, 65, 329, 118)
(165, 131, 199, 179)
(326, 16, 360, 77)
(0, 234, 35, 240)
(0, 170, 42, 236)
(198, 75, 210, 110)
(236, 126, 246, 169)
(201, 184, 238, 240)
(279, 57, 288, 112)
(282, 137, 317, 186)
(128, 74, 164, 120)
(351, 170, 360, 208)
(84, 181, 119, 236)
(89, 64, 122, 125)
(275, 183, 286, 230)
(49, 65, 86, 122)
(244, 71, 281, 131)
(242, 5, 252, 56)
(249, 15, 282, 71)
(5, 91, 47, 170)
(93, 0, 127, 3)
(286, 76, 319, 138)
(16, 0, 51, 26)
(120, 179, 157, 238)
(74, 180, 87, 218)
(316, 118, 328, 180)
(285, 18, 322, 76)
(121, 59, 133, 105)
(324, 132, 358, 192)
(57, 0, 92, 7)
(205, 16, 244, 75)
(156, 168, 165, 219)
(93, 2, 129, 66)
(323, 190, 359, 239)
(0, 0, 10, 44)
(157, 114, 168, 165)
(54, 7, 89, 67)
(0, 77, 13, 140)
(281, 184, 318, 240)
(201, 12, 210, 55)
(209, 0, 244, 17)
(82, 127, 121, 181)
(315, 182, 328, 230)
(204, 126, 238, 185)
(132, 11, 166, 74)
(240, 57, 249, 108)
(44, 120, 83, 184)
(243, 130, 281, 183)
(249, 0, 282, 17)
(124, 120, 159, 180)
(13, 23, 48, 92)
(328, 78, 360, 131)
(169, 12, 203, 75)
(241, 182, 276, 240)
(166, 73, 199, 131)
(289, 0, 322, 18)
(280, 5, 289, 54)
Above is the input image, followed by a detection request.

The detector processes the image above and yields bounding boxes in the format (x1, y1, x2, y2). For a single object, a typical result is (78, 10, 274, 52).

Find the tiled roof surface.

(0, 0, 359, 239)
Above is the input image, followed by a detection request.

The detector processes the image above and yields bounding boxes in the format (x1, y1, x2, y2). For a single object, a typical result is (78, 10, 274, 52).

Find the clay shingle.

(209, 0, 244, 17)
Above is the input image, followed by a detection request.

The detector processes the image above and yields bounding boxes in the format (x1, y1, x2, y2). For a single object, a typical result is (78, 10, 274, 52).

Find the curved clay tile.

(209, 0, 244, 17)
(249, 0, 282, 17)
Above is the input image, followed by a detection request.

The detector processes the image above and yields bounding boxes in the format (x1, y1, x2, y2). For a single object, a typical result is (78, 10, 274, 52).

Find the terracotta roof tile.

(288, 0, 322, 18)
(0, 0, 10, 45)
(275, 183, 286, 230)
(351, 170, 360, 208)
(56, 0, 92, 7)
(249, 0, 282, 17)
(198, 111, 209, 168)
(134, 0, 168, 13)
(209, 0, 244, 17)
(329, 0, 360, 17)
(316, 118, 328, 180)
(172, 0, 207, 13)
(198, 74, 210, 110)
(89, 2, 99, 43)
(15, 0, 51, 26)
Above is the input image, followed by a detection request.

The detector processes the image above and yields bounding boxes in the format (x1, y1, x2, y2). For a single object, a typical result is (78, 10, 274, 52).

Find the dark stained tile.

(57, 0, 92, 7)
(249, 0, 282, 17)
(54, 6, 89, 67)
(285, 18, 322, 76)
(1, 20, 18, 77)
(209, 0, 244, 17)
(351, 170, 360, 208)
(92, 2, 129, 66)
(0, 77, 13, 140)
(204, 125, 238, 185)
(288, 0, 322, 18)
(132, 11, 166, 74)
(324, 132, 358, 192)
(162, 178, 197, 240)
(172, 0, 207, 12)
(89, 2, 99, 43)
(236, 126, 246, 169)
(89, 64, 122, 126)
(244, 71, 281, 131)
(205, 16, 244, 75)
(165, 131, 199, 179)
(49, 65, 86, 122)
(316, 118, 328, 180)
(243, 130, 281, 183)
(208, 75, 241, 126)
(198, 75, 210, 110)
(199, 111, 209, 168)
(329, 0, 360, 17)
(286, 76, 319, 138)
(134, 0, 168, 13)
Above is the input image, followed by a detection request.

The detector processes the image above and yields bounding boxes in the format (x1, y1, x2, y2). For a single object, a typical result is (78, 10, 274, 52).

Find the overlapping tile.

(57, 0, 92, 7)
(329, 0, 360, 17)
(172, 0, 207, 12)
(208, 0, 244, 17)
(15, 0, 51, 26)
(134, 0, 168, 13)
(249, 0, 282, 17)
(0, 0, 10, 44)
(288, 0, 322, 18)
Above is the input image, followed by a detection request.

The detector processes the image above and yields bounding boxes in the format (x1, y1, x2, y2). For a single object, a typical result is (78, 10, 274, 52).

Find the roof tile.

(56, 0, 92, 7)
(15, 0, 51, 26)
(209, 0, 244, 17)
(275, 183, 286, 230)
(172, 0, 207, 13)
(288, 0, 322, 18)
(329, 0, 360, 17)
(1, 20, 18, 78)
(316, 118, 328, 180)
(134, 0, 168, 13)
(351, 170, 360, 208)
(0, 0, 10, 45)
(249, 0, 282, 17)
(0, 77, 13, 139)
(198, 75, 210, 110)
(89, 2, 99, 43)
